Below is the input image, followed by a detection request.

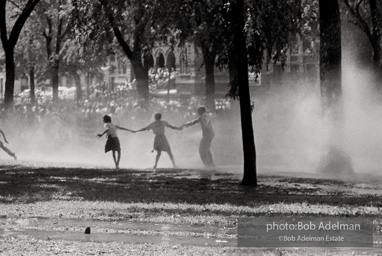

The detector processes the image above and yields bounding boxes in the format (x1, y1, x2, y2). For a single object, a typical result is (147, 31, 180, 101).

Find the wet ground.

(0, 217, 236, 246)
(0, 160, 381, 255)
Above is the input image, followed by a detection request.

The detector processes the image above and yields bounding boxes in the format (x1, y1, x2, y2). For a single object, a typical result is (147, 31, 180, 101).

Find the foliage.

(343, 0, 381, 40)
(162, 0, 305, 99)
(226, 0, 304, 99)
(14, 12, 46, 81)
(71, 0, 179, 101)
(300, 0, 319, 55)
(72, 0, 175, 59)
(12, 0, 108, 93)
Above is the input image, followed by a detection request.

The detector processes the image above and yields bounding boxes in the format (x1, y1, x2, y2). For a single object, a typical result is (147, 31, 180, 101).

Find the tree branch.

(356, 0, 365, 14)
(0, 0, 9, 49)
(43, 17, 53, 58)
(7, 0, 21, 10)
(55, 17, 63, 55)
(61, 17, 71, 39)
(45, 15, 52, 37)
(8, 0, 41, 48)
(343, 0, 373, 42)
(98, 0, 133, 59)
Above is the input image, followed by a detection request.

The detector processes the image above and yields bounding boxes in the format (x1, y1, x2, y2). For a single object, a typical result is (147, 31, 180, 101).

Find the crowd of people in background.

(0, 82, 233, 146)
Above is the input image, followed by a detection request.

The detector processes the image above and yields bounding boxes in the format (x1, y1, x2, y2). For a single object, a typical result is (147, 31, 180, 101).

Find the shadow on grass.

(0, 166, 381, 208)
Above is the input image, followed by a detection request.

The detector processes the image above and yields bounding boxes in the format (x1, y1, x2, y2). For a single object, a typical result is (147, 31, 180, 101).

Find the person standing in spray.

(134, 113, 181, 169)
(181, 106, 215, 168)
(97, 115, 133, 169)
(0, 128, 17, 160)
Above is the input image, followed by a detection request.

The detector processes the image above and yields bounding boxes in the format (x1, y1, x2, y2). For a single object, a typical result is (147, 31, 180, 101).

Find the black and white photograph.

(0, 0, 381, 255)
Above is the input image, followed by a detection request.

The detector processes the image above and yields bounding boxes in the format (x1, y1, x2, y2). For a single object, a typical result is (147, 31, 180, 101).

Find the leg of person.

(199, 135, 214, 168)
(154, 150, 162, 169)
(199, 138, 208, 167)
(167, 150, 176, 168)
(116, 149, 121, 169)
(204, 136, 214, 168)
(112, 150, 119, 169)
(0, 142, 16, 160)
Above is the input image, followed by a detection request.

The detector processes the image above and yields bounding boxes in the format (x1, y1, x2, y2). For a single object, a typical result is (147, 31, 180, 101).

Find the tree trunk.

(372, 41, 382, 89)
(167, 69, 171, 102)
(202, 47, 216, 111)
(131, 56, 149, 102)
(318, 0, 354, 175)
(4, 51, 15, 109)
(29, 65, 35, 104)
(99, 0, 149, 105)
(86, 72, 90, 99)
(319, 0, 342, 117)
(372, 43, 381, 71)
(72, 72, 82, 102)
(230, 0, 257, 186)
(52, 60, 59, 102)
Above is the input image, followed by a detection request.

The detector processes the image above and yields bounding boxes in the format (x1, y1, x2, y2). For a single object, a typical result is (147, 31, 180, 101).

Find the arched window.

(156, 52, 165, 69)
(143, 54, 154, 70)
(166, 51, 176, 71)
(179, 49, 189, 74)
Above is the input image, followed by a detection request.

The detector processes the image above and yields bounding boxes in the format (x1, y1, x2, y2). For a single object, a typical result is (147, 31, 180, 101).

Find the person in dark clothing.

(97, 115, 133, 169)
(134, 113, 181, 169)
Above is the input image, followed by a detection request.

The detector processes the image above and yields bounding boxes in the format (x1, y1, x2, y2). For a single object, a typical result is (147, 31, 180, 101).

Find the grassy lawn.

(0, 164, 381, 255)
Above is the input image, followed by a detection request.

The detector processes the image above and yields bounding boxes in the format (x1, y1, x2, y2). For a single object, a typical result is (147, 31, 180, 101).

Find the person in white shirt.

(0, 128, 16, 160)
(181, 106, 215, 168)
(97, 115, 133, 169)
(134, 113, 181, 169)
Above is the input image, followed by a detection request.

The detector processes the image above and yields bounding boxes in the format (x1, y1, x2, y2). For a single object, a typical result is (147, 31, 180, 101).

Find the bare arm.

(182, 116, 201, 128)
(134, 124, 151, 133)
(165, 122, 181, 130)
(116, 125, 134, 132)
(97, 129, 108, 138)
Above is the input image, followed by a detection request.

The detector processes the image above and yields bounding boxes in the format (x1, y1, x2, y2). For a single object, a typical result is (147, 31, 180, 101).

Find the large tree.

(14, 0, 75, 103)
(320, 0, 342, 114)
(15, 18, 44, 104)
(72, 0, 175, 105)
(60, 32, 109, 102)
(226, 0, 302, 185)
(15, 26, 41, 104)
(164, 1, 221, 110)
(192, 1, 226, 111)
(0, 0, 40, 109)
(169, 0, 302, 186)
(38, 0, 73, 102)
(228, 0, 257, 186)
(15, 0, 107, 103)
(318, 0, 354, 175)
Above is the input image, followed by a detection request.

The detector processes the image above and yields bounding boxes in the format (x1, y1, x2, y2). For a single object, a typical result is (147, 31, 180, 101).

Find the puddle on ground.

(0, 218, 237, 247)
(8, 229, 235, 247)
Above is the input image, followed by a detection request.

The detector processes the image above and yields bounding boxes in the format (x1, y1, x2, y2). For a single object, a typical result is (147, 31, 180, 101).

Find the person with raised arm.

(134, 113, 181, 169)
(97, 115, 133, 169)
(181, 106, 215, 169)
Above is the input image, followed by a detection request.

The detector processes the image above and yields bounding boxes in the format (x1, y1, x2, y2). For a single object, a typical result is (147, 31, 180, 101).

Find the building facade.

(103, 37, 319, 99)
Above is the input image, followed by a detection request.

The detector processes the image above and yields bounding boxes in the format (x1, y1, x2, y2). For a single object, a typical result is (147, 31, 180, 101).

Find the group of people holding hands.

(97, 106, 215, 170)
